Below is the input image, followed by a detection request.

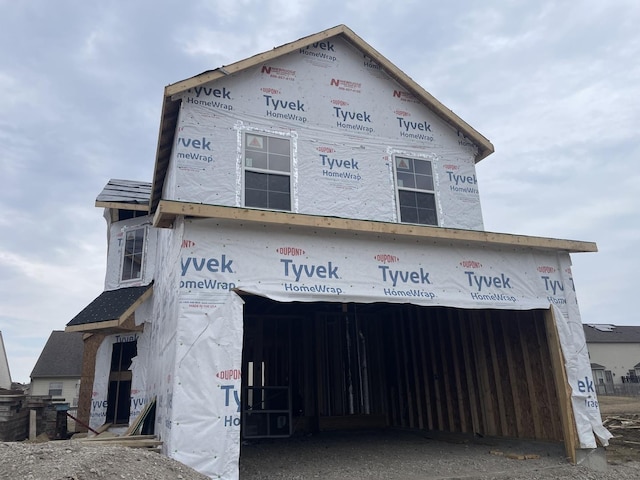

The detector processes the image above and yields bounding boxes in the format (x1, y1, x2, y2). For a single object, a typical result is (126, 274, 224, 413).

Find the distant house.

(30, 331, 83, 407)
(0, 331, 11, 389)
(584, 324, 640, 394)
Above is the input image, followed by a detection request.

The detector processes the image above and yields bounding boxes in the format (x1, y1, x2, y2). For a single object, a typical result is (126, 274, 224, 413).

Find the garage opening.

(240, 296, 565, 443)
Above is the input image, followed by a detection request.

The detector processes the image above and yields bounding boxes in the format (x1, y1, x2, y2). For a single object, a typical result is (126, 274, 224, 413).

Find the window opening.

(106, 340, 137, 425)
(394, 156, 437, 226)
(243, 133, 291, 211)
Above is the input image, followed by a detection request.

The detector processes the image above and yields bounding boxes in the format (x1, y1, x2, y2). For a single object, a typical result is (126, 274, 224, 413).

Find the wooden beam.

(95, 201, 149, 212)
(544, 307, 578, 464)
(153, 200, 598, 253)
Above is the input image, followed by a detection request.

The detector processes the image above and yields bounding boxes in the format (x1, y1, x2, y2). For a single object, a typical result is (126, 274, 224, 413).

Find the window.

(394, 156, 437, 226)
(48, 381, 63, 397)
(121, 227, 145, 282)
(244, 133, 291, 211)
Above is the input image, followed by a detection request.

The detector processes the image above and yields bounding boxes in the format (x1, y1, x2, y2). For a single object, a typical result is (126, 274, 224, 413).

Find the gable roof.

(30, 331, 84, 379)
(149, 24, 494, 213)
(583, 324, 640, 343)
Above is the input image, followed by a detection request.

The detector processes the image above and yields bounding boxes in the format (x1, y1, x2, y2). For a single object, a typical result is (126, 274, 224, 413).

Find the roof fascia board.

(95, 201, 150, 212)
(164, 25, 348, 98)
(153, 200, 597, 253)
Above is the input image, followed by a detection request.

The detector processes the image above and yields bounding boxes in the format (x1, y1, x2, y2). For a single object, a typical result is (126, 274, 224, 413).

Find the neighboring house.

(30, 331, 83, 408)
(65, 25, 609, 478)
(0, 331, 11, 389)
(584, 324, 640, 394)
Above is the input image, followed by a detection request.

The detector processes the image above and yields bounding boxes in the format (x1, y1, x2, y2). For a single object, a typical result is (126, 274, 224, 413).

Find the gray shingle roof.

(583, 324, 640, 343)
(66, 284, 152, 327)
(96, 179, 151, 205)
(30, 331, 83, 379)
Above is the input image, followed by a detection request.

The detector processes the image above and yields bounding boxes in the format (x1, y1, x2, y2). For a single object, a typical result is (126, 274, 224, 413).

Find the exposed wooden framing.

(416, 315, 434, 430)
(427, 318, 445, 431)
(485, 314, 509, 436)
(437, 312, 455, 432)
(447, 311, 467, 433)
(239, 298, 569, 450)
(153, 200, 598, 254)
(500, 314, 526, 437)
(544, 308, 578, 464)
(407, 309, 425, 430)
(519, 317, 544, 439)
(458, 314, 480, 435)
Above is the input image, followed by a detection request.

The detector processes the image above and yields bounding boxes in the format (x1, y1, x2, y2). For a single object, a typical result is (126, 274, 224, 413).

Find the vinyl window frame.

(120, 226, 146, 283)
(393, 155, 438, 226)
(242, 132, 292, 212)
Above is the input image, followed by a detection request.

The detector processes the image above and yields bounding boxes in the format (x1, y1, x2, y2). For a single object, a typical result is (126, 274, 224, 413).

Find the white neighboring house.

(584, 324, 640, 394)
(30, 331, 83, 407)
(0, 331, 11, 389)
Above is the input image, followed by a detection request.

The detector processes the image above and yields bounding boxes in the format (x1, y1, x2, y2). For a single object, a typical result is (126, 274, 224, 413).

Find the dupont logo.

(316, 146, 335, 154)
(330, 78, 361, 93)
(394, 110, 410, 117)
(261, 65, 296, 81)
(277, 246, 306, 256)
(181, 240, 196, 248)
(460, 260, 482, 269)
(443, 164, 459, 171)
(537, 266, 556, 274)
(331, 99, 349, 106)
(260, 87, 281, 95)
(216, 369, 242, 380)
(392, 90, 419, 104)
(374, 254, 400, 264)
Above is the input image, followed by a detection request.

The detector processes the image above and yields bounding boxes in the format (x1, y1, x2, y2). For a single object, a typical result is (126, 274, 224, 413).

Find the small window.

(394, 156, 437, 226)
(121, 227, 146, 282)
(244, 133, 291, 211)
(49, 381, 63, 397)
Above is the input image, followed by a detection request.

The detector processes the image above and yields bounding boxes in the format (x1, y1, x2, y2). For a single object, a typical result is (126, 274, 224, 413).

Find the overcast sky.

(1, 1, 639, 384)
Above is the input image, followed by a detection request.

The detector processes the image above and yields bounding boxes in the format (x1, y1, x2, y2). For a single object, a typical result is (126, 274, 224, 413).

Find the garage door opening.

(240, 296, 566, 443)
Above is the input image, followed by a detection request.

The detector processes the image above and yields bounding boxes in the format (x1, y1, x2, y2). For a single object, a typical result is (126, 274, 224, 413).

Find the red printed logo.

(331, 99, 349, 106)
(374, 254, 400, 264)
(316, 146, 335, 153)
(460, 260, 482, 269)
(277, 246, 306, 256)
(260, 87, 281, 95)
(181, 240, 196, 248)
(537, 266, 556, 274)
(394, 110, 410, 117)
(216, 369, 242, 380)
(443, 164, 459, 171)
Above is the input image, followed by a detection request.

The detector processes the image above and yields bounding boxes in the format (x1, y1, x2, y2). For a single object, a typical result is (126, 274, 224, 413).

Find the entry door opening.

(242, 316, 292, 438)
(106, 339, 137, 425)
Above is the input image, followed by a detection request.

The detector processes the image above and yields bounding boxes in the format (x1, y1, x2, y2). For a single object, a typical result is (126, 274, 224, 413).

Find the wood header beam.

(153, 200, 598, 253)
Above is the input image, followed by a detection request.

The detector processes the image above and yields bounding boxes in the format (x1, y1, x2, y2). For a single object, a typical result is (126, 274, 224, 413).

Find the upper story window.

(394, 156, 438, 226)
(243, 133, 291, 211)
(48, 381, 63, 397)
(121, 227, 146, 282)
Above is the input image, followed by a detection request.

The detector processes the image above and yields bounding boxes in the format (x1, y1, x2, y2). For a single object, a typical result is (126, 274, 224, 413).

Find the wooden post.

(544, 307, 578, 464)
(29, 410, 36, 440)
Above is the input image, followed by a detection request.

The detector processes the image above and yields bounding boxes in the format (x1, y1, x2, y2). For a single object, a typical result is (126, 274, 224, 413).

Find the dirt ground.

(1, 396, 639, 479)
(598, 395, 640, 464)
